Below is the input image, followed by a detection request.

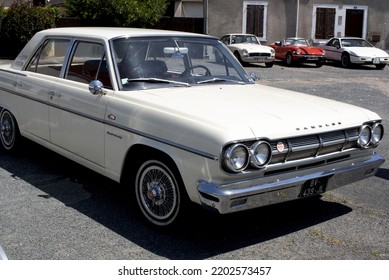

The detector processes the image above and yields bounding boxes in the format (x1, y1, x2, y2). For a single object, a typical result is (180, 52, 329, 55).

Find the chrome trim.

(223, 143, 250, 172)
(371, 123, 384, 145)
(104, 119, 218, 160)
(220, 126, 379, 174)
(198, 153, 385, 214)
(0, 68, 27, 77)
(2, 87, 219, 161)
(250, 140, 272, 167)
(358, 125, 372, 148)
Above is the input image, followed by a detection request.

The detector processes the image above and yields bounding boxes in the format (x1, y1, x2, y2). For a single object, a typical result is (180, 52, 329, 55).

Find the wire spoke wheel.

(0, 110, 18, 150)
(135, 160, 180, 226)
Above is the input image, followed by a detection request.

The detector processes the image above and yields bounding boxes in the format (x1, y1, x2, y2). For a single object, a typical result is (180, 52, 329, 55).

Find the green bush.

(0, 5, 5, 32)
(64, 0, 168, 27)
(0, 0, 60, 58)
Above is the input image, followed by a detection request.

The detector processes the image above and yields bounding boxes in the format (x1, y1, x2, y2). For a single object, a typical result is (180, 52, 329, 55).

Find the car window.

(328, 39, 340, 48)
(295, 39, 309, 46)
(231, 35, 259, 45)
(27, 39, 70, 77)
(66, 41, 112, 88)
(341, 39, 373, 48)
(221, 36, 230, 45)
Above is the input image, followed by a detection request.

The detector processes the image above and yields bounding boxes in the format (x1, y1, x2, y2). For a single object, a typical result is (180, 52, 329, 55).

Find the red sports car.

(271, 38, 326, 67)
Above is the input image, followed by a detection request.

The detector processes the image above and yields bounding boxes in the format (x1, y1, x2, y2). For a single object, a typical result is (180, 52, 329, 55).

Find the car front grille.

(234, 127, 361, 175)
(250, 53, 271, 57)
(268, 127, 359, 165)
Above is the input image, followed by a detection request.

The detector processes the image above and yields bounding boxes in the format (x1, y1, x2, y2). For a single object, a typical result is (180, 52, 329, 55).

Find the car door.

(48, 40, 112, 167)
(324, 38, 341, 61)
(16, 38, 71, 142)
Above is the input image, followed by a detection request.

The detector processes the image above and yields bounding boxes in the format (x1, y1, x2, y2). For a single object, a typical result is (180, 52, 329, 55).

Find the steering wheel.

(184, 65, 212, 76)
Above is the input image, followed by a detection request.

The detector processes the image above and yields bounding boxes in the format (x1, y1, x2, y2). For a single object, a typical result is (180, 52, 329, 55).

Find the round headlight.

(250, 141, 272, 168)
(242, 49, 249, 56)
(223, 144, 249, 172)
(358, 125, 371, 148)
(371, 123, 384, 145)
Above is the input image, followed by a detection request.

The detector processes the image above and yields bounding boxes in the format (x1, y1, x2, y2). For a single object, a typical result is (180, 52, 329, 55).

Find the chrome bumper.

(197, 154, 385, 214)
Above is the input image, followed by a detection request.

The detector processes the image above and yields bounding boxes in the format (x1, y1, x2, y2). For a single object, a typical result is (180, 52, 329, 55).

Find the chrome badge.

(276, 141, 285, 152)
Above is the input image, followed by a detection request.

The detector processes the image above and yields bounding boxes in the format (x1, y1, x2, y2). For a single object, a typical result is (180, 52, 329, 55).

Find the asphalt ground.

(0, 60, 388, 260)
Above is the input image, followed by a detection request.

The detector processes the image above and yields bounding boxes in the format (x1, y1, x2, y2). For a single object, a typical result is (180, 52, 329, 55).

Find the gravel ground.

(0, 60, 388, 260)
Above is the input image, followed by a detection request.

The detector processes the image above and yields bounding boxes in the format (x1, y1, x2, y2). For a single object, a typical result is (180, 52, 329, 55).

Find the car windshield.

(231, 35, 260, 45)
(111, 36, 252, 90)
(341, 39, 373, 48)
(284, 38, 309, 46)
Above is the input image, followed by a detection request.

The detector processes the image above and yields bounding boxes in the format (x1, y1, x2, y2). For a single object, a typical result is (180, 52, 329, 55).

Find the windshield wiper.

(126, 77, 191, 87)
(196, 78, 245, 85)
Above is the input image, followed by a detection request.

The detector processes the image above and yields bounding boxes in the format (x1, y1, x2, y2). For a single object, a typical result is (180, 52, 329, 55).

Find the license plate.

(373, 58, 380, 64)
(299, 177, 327, 198)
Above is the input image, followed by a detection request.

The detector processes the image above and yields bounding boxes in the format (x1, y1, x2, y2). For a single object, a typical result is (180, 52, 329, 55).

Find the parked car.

(0, 28, 385, 227)
(271, 38, 326, 67)
(220, 33, 275, 67)
(322, 37, 389, 69)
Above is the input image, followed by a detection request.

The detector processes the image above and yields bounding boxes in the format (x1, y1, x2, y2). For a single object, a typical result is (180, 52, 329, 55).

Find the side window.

(66, 41, 112, 88)
(27, 39, 70, 77)
(221, 36, 229, 45)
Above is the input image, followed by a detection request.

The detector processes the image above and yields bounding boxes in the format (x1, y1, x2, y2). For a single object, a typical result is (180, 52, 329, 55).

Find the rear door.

(17, 38, 71, 141)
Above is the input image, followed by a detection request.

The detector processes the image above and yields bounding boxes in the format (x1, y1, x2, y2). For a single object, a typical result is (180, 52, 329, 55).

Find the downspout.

(204, 0, 208, 34)
(296, 0, 300, 37)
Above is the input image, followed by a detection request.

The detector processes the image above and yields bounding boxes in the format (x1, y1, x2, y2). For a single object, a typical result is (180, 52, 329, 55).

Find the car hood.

(299, 46, 324, 55)
(345, 47, 389, 57)
(119, 84, 379, 150)
(231, 43, 272, 53)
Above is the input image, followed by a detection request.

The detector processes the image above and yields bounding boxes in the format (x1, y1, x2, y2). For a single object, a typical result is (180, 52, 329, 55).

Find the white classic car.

(220, 33, 275, 67)
(322, 37, 389, 69)
(0, 28, 385, 226)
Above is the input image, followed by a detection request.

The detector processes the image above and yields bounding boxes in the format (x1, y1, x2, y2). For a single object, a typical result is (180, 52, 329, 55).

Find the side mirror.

(89, 80, 104, 95)
(249, 72, 260, 81)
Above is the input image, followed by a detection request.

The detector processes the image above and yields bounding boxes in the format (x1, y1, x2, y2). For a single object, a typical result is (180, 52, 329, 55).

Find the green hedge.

(0, 0, 60, 58)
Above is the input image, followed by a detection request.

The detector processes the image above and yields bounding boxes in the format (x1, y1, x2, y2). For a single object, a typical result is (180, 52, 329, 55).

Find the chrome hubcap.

(146, 181, 166, 206)
(0, 115, 14, 146)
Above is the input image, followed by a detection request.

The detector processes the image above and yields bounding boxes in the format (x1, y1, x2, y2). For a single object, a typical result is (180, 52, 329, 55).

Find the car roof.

(223, 33, 256, 37)
(331, 37, 365, 40)
(285, 37, 306, 40)
(36, 27, 213, 41)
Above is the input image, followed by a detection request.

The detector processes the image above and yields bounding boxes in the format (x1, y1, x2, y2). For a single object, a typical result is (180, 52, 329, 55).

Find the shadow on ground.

(0, 140, 353, 259)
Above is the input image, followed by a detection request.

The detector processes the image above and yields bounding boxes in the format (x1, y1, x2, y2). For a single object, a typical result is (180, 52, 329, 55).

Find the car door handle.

(48, 90, 61, 98)
(12, 81, 22, 87)
(108, 114, 116, 121)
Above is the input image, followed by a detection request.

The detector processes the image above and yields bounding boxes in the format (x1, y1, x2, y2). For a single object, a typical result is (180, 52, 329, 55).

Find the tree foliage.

(64, 0, 168, 27)
(1, 0, 60, 57)
(0, 5, 5, 32)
